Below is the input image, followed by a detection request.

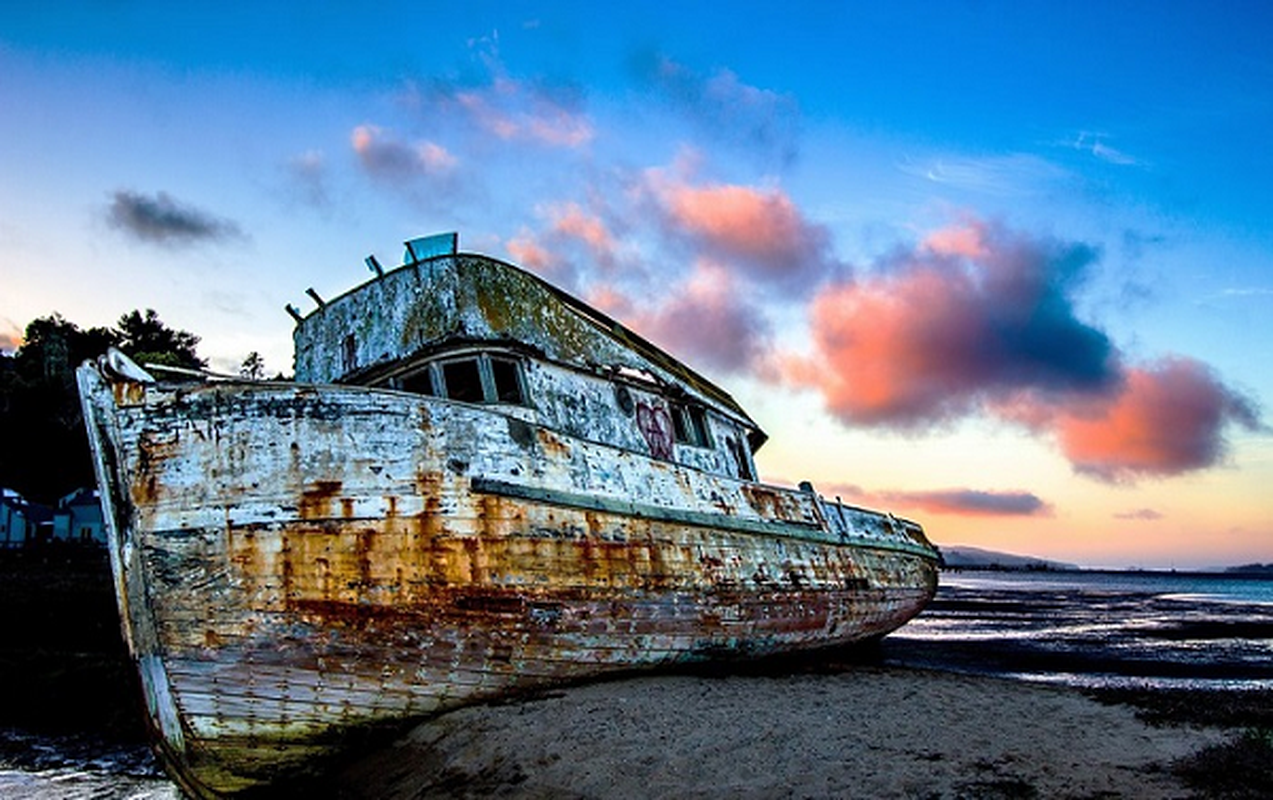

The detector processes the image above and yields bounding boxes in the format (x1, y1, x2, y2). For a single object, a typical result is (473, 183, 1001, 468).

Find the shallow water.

(6, 569, 1269, 796)
(884, 570, 1273, 690)
(0, 728, 178, 799)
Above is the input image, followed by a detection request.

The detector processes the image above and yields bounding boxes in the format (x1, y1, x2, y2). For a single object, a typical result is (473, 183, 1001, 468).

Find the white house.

(52, 487, 106, 546)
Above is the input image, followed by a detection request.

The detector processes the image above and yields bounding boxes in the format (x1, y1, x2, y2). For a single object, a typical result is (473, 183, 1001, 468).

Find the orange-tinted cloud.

(648, 171, 836, 291)
(503, 203, 620, 288)
(1052, 358, 1261, 481)
(0, 321, 22, 354)
(783, 219, 1262, 480)
(505, 233, 556, 275)
(789, 221, 1118, 426)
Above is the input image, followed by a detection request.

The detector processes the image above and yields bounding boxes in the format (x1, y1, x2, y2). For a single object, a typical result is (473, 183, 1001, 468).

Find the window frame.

(392, 352, 530, 407)
(670, 402, 712, 448)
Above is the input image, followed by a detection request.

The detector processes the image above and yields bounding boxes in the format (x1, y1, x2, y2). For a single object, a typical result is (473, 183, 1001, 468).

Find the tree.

(0, 315, 116, 502)
(0, 309, 206, 504)
(115, 309, 205, 369)
(240, 351, 265, 380)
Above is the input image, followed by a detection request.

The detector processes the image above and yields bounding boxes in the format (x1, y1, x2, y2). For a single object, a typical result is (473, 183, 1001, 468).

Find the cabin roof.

(293, 240, 765, 440)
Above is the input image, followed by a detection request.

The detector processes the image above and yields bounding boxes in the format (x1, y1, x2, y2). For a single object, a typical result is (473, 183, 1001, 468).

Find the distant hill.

(1224, 563, 1273, 576)
(940, 546, 1079, 572)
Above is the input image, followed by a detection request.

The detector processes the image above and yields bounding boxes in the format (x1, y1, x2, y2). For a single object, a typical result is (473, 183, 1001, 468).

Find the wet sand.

(330, 666, 1227, 799)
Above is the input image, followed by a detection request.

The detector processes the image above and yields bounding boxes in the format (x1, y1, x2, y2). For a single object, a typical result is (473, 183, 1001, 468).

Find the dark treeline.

(0, 310, 206, 504)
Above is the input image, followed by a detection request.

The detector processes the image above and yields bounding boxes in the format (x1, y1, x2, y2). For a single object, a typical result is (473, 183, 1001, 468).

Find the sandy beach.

(328, 665, 1229, 799)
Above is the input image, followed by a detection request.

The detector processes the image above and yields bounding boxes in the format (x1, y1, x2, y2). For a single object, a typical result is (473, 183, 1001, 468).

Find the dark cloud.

(106, 190, 244, 246)
(883, 489, 1053, 517)
(811, 481, 1050, 518)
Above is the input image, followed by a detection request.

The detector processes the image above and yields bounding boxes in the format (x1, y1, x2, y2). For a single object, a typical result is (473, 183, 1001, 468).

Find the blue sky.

(2, 2, 1270, 567)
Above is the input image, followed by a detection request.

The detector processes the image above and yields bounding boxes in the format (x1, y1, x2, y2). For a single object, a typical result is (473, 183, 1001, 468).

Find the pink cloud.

(549, 203, 617, 269)
(435, 77, 592, 148)
(1053, 358, 1261, 481)
(644, 169, 836, 291)
(505, 233, 556, 275)
(780, 219, 1262, 481)
(789, 224, 1117, 426)
(922, 219, 991, 259)
(613, 261, 771, 375)
(503, 203, 620, 288)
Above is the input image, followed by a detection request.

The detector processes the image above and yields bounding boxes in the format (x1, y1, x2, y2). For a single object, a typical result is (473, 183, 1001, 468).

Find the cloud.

(778, 218, 1263, 481)
(900, 153, 1069, 196)
(402, 38, 593, 151)
(1115, 508, 1163, 521)
(883, 489, 1053, 517)
(1072, 131, 1142, 167)
(451, 82, 593, 147)
(0, 319, 22, 354)
(284, 150, 331, 208)
(785, 220, 1119, 427)
(645, 167, 838, 292)
(813, 482, 1051, 518)
(1051, 357, 1262, 482)
(503, 202, 623, 288)
(106, 190, 244, 246)
(505, 233, 557, 275)
(617, 260, 772, 375)
(351, 124, 458, 182)
(634, 53, 799, 164)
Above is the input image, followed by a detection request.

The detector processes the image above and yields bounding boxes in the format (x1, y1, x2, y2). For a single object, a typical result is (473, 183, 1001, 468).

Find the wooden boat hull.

(78, 364, 938, 797)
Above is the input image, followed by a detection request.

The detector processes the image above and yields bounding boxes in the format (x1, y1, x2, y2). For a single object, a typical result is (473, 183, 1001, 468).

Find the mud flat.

(327, 665, 1235, 800)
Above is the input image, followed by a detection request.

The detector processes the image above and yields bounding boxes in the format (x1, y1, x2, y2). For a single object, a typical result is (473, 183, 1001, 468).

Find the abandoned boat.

(77, 233, 940, 798)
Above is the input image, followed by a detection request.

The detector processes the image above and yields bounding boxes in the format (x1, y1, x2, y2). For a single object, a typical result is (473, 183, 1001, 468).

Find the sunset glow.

(2, 2, 1269, 568)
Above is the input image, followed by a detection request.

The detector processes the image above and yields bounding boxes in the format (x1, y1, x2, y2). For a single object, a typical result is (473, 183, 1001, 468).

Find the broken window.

(342, 334, 358, 373)
(671, 403, 711, 448)
(441, 359, 485, 403)
(393, 353, 529, 406)
(400, 367, 436, 396)
(490, 357, 525, 404)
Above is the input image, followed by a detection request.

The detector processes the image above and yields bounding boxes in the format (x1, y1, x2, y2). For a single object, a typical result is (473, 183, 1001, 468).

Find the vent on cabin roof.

(404, 232, 458, 265)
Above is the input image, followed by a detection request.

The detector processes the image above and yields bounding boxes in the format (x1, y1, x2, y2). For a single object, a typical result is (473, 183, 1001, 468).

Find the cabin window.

(400, 367, 436, 396)
(671, 403, 711, 448)
(342, 334, 357, 373)
(490, 357, 526, 404)
(441, 359, 485, 403)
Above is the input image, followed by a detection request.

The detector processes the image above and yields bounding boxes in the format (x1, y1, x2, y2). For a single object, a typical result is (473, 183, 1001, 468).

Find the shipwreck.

(77, 233, 940, 797)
